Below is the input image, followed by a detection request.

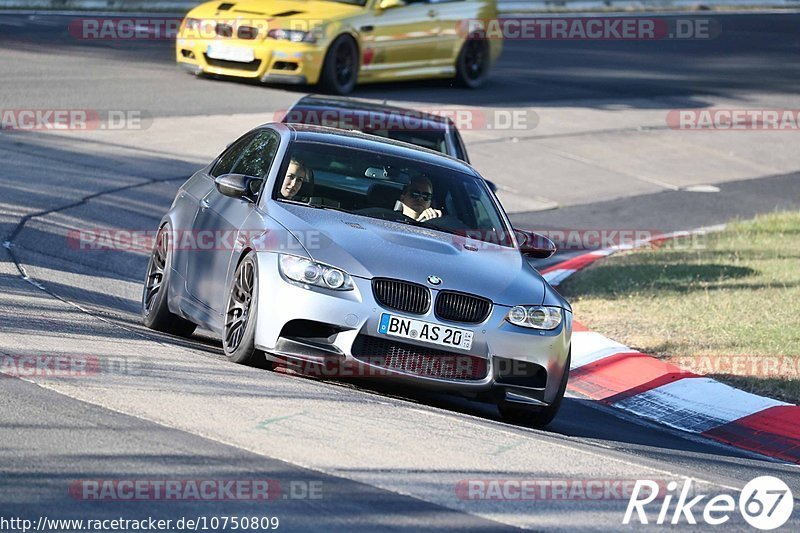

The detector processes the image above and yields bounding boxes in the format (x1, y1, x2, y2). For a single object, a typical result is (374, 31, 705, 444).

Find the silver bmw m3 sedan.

(142, 123, 572, 426)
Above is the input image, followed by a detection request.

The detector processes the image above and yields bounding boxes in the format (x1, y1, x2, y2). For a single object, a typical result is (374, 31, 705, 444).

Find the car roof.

(279, 123, 477, 176)
(285, 94, 453, 131)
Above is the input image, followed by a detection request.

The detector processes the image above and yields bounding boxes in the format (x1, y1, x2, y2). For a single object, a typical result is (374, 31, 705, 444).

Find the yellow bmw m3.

(175, 0, 502, 94)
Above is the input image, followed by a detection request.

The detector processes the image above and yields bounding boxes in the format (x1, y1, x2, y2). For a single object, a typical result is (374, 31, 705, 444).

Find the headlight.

(506, 305, 562, 330)
(279, 255, 353, 291)
(267, 29, 316, 43)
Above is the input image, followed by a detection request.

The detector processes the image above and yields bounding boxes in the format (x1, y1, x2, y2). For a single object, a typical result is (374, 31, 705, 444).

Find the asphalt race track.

(1, 11, 799, 531)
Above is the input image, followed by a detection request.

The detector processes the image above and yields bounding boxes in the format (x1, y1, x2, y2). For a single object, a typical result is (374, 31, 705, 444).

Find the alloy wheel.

(143, 229, 168, 315)
(225, 257, 255, 352)
(464, 40, 486, 81)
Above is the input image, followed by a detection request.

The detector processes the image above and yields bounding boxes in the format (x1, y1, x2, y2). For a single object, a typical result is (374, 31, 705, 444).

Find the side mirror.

(515, 229, 556, 259)
(484, 179, 498, 194)
(378, 0, 406, 10)
(214, 174, 262, 201)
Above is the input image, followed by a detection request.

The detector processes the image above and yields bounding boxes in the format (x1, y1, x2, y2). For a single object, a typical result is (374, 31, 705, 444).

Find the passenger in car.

(280, 158, 313, 199)
(396, 177, 442, 222)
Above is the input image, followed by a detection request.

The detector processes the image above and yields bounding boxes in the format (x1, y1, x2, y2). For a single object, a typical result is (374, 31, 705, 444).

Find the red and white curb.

(540, 228, 800, 464)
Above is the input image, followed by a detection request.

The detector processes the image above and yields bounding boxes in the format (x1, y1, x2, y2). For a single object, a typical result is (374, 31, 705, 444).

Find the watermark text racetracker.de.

(668, 109, 800, 130)
(0, 109, 151, 131)
(276, 355, 487, 380)
(525, 228, 707, 251)
(68, 16, 326, 41)
(450, 228, 708, 251)
(276, 107, 538, 131)
(1, 354, 153, 378)
(69, 478, 322, 501)
(67, 228, 321, 253)
(671, 355, 800, 379)
(69, 16, 183, 40)
(458, 17, 719, 40)
(456, 479, 673, 501)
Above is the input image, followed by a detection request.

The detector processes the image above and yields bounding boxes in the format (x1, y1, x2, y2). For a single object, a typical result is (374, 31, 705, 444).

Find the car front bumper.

(176, 37, 325, 85)
(254, 253, 572, 406)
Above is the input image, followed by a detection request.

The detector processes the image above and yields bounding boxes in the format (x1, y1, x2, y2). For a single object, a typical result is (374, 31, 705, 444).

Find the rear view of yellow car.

(175, 0, 502, 94)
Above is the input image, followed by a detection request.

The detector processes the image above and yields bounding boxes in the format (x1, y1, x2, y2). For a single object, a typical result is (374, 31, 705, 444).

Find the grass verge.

(559, 211, 800, 404)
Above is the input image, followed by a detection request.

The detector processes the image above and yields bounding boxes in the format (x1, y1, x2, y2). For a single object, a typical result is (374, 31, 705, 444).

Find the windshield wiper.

(278, 199, 425, 228)
(277, 199, 357, 215)
(277, 199, 335, 210)
(307, 203, 350, 214)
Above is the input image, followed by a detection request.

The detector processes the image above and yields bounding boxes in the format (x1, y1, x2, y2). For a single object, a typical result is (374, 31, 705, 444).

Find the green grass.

(560, 211, 800, 404)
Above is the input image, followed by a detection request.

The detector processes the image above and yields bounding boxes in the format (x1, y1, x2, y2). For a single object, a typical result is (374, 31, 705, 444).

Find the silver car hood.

(269, 203, 547, 307)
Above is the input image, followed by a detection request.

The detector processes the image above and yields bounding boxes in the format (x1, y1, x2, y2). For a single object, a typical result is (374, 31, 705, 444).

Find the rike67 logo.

(624, 476, 794, 530)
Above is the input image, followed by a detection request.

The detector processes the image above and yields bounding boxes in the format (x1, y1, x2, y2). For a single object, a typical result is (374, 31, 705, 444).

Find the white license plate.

(206, 44, 255, 63)
(378, 313, 473, 351)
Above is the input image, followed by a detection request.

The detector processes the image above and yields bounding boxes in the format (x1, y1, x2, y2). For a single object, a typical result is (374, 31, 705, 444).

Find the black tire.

(223, 251, 268, 367)
(455, 37, 490, 89)
(142, 226, 197, 337)
(498, 350, 571, 427)
(320, 35, 358, 95)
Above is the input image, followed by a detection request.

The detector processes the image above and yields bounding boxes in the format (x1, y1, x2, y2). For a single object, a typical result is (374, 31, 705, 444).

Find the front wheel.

(498, 350, 570, 427)
(455, 38, 490, 89)
(320, 36, 358, 95)
(223, 252, 269, 367)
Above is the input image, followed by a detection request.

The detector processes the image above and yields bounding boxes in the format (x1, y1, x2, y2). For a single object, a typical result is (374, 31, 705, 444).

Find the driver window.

(231, 130, 280, 179)
(210, 133, 254, 178)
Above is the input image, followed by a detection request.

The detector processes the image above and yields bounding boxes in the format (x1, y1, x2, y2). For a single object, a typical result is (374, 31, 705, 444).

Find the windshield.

(271, 141, 514, 247)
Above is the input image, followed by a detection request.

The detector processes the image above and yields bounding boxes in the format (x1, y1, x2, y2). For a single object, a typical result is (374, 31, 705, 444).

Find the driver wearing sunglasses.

(397, 177, 442, 222)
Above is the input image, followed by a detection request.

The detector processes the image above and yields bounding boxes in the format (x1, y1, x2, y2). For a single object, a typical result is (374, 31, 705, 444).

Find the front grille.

(215, 23, 233, 37)
(435, 291, 492, 324)
(352, 336, 487, 381)
(237, 25, 259, 39)
(203, 55, 262, 71)
(372, 278, 430, 315)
